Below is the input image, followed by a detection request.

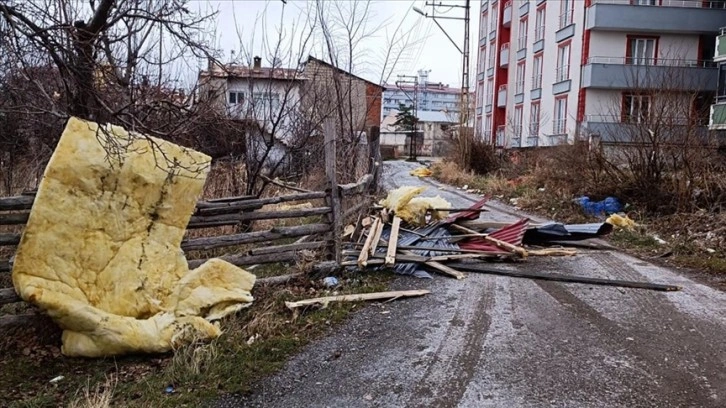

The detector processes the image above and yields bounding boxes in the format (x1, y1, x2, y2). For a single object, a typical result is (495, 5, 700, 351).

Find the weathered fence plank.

(182, 223, 331, 252)
(187, 207, 331, 229)
(195, 191, 327, 215)
(0, 287, 20, 304)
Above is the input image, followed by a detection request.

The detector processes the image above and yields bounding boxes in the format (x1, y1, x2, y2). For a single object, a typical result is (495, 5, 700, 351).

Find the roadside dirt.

(215, 160, 726, 408)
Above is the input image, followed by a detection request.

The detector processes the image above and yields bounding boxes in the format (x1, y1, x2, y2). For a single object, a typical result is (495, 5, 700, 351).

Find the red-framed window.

(515, 61, 526, 94)
(630, 0, 661, 5)
(626, 35, 659, 66)
(518, 17, 528, 51)
(559, 0, 574, 29)
(529, 101, 541, 137)
(556, 40, 571, 82)
(535, 3, 546, 41)
(554, 95, 568, 135)
(621, 92, 652, 123)
(532, 51, 543, 89)
(513, 104, 524, 139)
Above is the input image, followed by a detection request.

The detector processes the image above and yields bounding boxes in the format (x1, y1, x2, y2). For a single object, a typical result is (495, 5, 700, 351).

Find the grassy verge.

(1, 268, 392, 407)
(430, 160, 726, 278)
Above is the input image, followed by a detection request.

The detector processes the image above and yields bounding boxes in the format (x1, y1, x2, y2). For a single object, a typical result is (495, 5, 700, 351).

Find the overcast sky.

(192, 0, 480, 87)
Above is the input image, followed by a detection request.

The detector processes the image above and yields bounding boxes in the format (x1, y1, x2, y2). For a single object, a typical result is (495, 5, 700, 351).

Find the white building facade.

(475, 0, 726, 148)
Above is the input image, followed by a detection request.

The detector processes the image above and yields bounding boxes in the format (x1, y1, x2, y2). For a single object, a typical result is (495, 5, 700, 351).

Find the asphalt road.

(220, 160, 726, 408)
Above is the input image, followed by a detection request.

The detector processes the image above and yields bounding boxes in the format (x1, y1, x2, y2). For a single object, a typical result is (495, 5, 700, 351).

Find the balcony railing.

(517, 35, 527, 51)
(559, 10, 573, 29)
(553, 118, 567, 135)
(555, 64, 570, 82)
(532, 73, 542, 89)
(500, 42, 510, 67)
(515, 80, 525, 94)
(496, 126, 506, 147)
(503, 1, 513, 26)
(497, 85, 507, 107)
(584, 114, 708, 125)
(590, 0, 726, 8)
(587, 56, 717, 68)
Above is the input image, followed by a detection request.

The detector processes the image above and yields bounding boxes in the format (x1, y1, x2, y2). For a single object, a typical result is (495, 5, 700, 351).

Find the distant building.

(382, 70, 466, 118)
(379, 110, 457, 157)
(709, 27, 726, 130)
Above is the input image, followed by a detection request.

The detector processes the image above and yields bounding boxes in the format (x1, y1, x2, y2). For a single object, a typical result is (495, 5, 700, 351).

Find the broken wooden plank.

(357, 217, 379, 267)
(284, 289, 430, 309)
(385, 217, 402, 267)
(527, 248, 578, 257)
(369, 216, 385, 256)
(448, 263, 681, 292)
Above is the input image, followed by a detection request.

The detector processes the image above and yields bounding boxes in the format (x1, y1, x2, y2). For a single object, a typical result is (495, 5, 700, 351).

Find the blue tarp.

(577, 196, 623, 217)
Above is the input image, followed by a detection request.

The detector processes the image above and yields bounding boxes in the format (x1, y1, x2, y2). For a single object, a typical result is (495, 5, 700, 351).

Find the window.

(479, 46, 487, 71)
(488, 46, 496, 70)
(252, 92, 280, 113)
(529, 102, 540, 137)
(513, 105, 524, 139)
(491, 5, 498, 32)
(518, 18, 528, 51)
(515, 61, 526, 94)
(627, 37, 657, 65)
(556, 42, 571, 82)
(480, 12, 488, 39)
(559, 0, 573, 29)
(554, 97, 567, 134)
(228, 91, 245, 105)
(717, 64, 726, 103)
(532, 53, 543, 89)
(535, 5, 546, 42)
(622, 93, 652, 123)
(484, 114, 492, 135)
(486, 78, 494, 105)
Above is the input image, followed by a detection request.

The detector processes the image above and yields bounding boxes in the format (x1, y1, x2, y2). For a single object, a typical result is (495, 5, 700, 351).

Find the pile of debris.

(340, 187, 680, 292)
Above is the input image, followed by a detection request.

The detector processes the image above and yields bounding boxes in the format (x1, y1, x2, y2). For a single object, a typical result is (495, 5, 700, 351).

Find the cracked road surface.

(222, 160, 726, 408)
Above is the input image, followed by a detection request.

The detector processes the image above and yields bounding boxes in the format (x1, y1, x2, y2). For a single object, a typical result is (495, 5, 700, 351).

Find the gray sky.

(193, 0, 480, 87)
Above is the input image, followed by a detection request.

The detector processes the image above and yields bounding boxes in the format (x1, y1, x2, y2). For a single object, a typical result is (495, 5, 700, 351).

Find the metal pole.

(460, 0, 470, 130)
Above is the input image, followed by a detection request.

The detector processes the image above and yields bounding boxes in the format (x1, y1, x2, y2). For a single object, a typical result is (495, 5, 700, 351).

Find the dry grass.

(67, 376, 117, 408)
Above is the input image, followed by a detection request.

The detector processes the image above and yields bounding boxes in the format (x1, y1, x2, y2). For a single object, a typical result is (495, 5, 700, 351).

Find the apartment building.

(382, 70, 465, 118)
(709, 27, 726, 130)
(475, 0, 726, 148)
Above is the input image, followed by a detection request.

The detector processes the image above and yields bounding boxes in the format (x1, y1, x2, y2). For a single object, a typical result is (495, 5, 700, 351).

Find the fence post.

(324, 120, 342, 264)
(368, 125, 381, 194)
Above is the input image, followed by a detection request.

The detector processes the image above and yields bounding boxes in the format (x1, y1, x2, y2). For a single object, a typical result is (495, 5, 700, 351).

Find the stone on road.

(221, 160, 726, 408)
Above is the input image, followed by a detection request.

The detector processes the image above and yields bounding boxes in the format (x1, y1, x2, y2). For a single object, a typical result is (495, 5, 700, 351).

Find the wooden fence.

(0, 122, 376, 326)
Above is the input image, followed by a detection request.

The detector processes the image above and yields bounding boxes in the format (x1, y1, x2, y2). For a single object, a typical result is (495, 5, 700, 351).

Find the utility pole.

(396, 74, 419, 161)
(413, 0, 471, 146)
(461, 0, 471, 129)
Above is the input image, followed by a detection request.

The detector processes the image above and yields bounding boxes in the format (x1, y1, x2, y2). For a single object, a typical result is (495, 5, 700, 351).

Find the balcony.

(503, 1, 513, 27)
(519, 1, 530, 17)
(582, 57, 717, 90)
(496, 126, 506, 147)
(710, 104, 726, 130)
(489, 29, 497, 41)
(587, 0, 726, 34)
(716, 28, 726, 62)
(584, 115, 710, 143)
(497, 85, 507, 107)
(500, 43, 510, 68)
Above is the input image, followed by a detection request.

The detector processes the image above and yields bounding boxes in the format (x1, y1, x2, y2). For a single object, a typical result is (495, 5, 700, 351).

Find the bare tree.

(582, 48, 722, 212)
